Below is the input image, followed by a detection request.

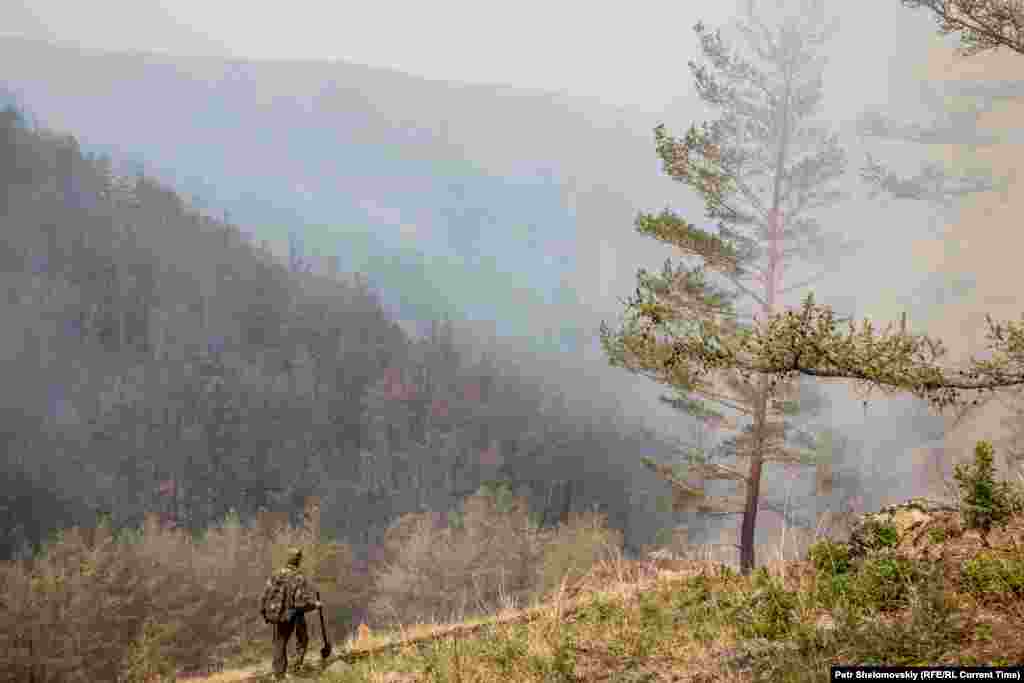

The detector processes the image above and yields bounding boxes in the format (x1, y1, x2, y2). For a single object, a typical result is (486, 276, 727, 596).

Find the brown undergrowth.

(191, 440, 1023, 683)
(0, 483, 620, 682)
(190, 515, 1024, 683)
(0, 510, 365, 683)
(5, 442, 1024, 682)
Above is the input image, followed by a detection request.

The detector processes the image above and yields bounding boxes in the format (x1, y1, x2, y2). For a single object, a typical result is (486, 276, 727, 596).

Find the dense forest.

(0, 98, 690, 565)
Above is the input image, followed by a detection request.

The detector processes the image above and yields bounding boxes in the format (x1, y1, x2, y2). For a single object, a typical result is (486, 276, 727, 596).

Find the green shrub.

(534, 510, 622, 600)
(527, 633, 577, 683)
(578, 595, 626, 625)
(668, 574, 723, 644)
(550, 633, 578, 682)
(768, 567, 959, 681)
(480, 629, 529, 674)
(637, 592, 674, 656)
(808, 539, 852, 575)
(730, 569, 798, 640)
(961, 552, 1024, 600)
(863, 520, 899, 551)
(813, 572, 852, 610)
(675, 573, 714, 609)
(845, 555, 926, 612)
(955, 440, 1024, 535)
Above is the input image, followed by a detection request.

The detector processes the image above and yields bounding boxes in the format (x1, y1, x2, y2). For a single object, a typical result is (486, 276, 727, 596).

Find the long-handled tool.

(316, 591, 333, 660)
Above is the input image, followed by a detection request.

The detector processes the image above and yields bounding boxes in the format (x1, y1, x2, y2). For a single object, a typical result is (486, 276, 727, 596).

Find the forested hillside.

(0, 101, 679, 563)
(0, 34, 681, 359)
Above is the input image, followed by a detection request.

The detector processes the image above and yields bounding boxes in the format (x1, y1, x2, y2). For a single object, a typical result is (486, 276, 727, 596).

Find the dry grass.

(0, 510, 362, 683)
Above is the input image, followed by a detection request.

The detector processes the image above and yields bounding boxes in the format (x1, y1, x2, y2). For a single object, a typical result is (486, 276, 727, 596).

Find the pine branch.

(691, 461, 749, 482)
(902, 0, 1024, 56)
(860, 154, 1008, 207)
(634, 209, 740, 276)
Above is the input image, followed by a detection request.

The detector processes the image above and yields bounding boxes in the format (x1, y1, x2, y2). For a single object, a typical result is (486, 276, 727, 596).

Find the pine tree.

(602, 0, 857, 573)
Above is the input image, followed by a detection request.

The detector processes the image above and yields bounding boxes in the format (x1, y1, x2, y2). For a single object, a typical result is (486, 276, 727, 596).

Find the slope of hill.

(0, 96, 693, 570)
(0, 35, 687, 354)
(176, 453, 1024, 683)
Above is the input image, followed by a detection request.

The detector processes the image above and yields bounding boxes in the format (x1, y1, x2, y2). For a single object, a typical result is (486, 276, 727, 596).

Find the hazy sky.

(7, 0, 942, 113)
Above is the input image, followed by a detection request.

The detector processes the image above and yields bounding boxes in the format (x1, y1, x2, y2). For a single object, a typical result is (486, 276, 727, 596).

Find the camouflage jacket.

(259, 566, 318, 624)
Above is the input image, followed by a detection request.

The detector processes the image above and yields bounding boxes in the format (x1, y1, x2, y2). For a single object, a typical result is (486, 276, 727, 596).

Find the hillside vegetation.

(184, 439, 1021, 683)
(3, 438, 1014, 682)
(0, 100, 684, 570)
(0, 98, 731, 681)
(0, 483, 626, 682)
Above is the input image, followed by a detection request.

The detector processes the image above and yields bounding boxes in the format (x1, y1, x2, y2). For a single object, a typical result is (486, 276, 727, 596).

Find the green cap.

(286, 547, 302, 566)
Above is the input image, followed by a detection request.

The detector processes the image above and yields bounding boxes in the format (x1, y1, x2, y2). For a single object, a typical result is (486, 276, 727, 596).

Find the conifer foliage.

(602, 0, 857, 573)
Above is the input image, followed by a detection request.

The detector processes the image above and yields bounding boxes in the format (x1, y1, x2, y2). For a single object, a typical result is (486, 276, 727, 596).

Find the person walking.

(259, 547, 322, 680)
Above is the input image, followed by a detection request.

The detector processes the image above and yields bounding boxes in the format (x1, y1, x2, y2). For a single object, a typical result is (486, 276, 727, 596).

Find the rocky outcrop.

(847, 497, 960, 559)
(839, 496, 1024, 590)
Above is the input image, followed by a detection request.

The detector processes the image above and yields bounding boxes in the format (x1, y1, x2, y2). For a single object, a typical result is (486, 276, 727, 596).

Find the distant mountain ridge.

(0, 35, 687, 351)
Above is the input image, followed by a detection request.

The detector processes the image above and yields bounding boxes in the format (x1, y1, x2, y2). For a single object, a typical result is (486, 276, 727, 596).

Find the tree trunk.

(739, 68, 792, 575)
(561, 479, 575, 524)
(739, 378, 769, 573)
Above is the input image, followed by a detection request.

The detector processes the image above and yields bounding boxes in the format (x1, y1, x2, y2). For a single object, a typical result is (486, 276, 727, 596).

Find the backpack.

(259, 568, 296, 624)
